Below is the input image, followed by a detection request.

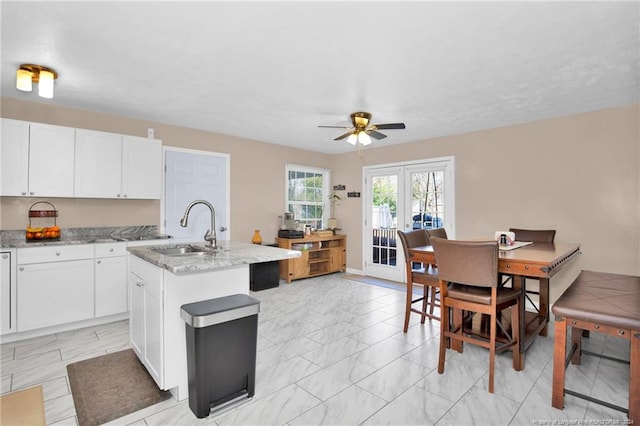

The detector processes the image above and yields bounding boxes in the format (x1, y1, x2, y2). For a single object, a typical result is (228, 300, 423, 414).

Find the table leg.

(513, 275, 526, 368)
(539, 277, 550, 336)
(630, 330, 639, 423)
(552, 316, 567, 410)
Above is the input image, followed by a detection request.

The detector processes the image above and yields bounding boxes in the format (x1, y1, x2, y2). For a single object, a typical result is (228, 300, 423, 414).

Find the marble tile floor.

(0, 273, 632, 425)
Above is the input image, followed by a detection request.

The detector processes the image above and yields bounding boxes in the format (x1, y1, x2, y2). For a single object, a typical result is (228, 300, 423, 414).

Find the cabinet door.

(291, 251, 310, 279)
(75, 129, 123, 198)
(95, 256, 127, 317)
(17, 259, 94, 331)
(144, 281, 163, 386)
(129, 271, 145, 357)
(329, 246, 346, 272)
(122, 135, 162, 199)
(1, 252, 13, 334)
(0, 118, 30, 196)
(28, 123, 76, 197)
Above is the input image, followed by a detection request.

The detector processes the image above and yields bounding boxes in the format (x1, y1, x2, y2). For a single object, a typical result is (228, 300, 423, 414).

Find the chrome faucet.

(179, 200, 218, 249)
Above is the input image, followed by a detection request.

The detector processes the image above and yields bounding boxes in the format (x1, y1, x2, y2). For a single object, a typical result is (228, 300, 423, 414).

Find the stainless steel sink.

(151, 245, 212, 256)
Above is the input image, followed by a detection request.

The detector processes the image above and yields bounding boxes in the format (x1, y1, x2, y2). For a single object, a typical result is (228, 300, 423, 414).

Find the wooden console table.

(277, 234, 346, 283)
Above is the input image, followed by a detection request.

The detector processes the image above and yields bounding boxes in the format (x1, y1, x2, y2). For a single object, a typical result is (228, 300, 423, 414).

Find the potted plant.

(327, 192, 341, 230)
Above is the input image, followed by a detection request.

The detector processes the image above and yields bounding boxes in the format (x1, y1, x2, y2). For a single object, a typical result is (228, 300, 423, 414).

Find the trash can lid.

(181, 294, 260, 328)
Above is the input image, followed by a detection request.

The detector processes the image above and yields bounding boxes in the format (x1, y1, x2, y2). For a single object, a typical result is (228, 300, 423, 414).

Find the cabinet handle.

(21, 191, 26, 195)
(30, 191, 34, 195)
(117, 194, 121, 198)
(97, 260, 102, 264)
(136, 281, 144, 287)
(109, 248, 114, 252)
(123, 194, 128, 198)
(2, 254, 7, 259)
(56, 252, 61, 256)
(19, 267, 24, 271)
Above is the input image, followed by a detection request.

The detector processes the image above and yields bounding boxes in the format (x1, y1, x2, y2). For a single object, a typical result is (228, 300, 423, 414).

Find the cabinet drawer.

(18, 244, 94, 264)
(95, 242, 127, 258)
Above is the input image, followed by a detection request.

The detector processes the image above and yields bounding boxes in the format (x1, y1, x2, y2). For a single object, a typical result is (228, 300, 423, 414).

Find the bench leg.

(630, 330, 639, 423)
(552, 316, 567, 410)
(570, 327, 583, 365)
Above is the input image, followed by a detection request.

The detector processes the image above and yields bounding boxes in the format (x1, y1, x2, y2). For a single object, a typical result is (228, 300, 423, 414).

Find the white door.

(163, 149, 229, 243)
(364, 157, 455, 282)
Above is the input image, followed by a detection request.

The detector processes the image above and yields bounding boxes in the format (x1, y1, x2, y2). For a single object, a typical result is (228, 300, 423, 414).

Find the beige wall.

(2, 98, 639, 301)
(333, 104, 640, 301)
(0, 98, 332, 243)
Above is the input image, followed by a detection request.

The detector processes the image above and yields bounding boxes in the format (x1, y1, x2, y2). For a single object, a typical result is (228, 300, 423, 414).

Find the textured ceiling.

(1, 1, 638, 154)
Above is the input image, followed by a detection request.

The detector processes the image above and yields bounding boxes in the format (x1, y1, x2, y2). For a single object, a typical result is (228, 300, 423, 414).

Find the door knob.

(219, 226, 227, 232)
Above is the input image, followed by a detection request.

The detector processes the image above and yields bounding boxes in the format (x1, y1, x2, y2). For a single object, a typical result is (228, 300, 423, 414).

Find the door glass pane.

(411, 170, 444, 230)
(371, 174, 397, 266)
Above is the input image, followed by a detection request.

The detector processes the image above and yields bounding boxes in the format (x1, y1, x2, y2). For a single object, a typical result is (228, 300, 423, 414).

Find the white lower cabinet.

(95, 243, 128, 317)
(128, 255, 163, 388)
(1, 250, 16, 335)
(17, 255, 94, 331)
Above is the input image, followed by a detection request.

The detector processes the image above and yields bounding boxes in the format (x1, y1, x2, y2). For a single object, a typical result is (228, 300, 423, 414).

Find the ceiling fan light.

(358, 131, 372, 146)
(347, 134, 358, 145)
(38, 69, 55, 98)
(16, 68, 33, 92)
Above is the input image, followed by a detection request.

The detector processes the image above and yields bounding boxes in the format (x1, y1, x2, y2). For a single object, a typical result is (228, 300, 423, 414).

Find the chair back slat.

(509, 228, 555, 243)
(430, 237, 498, 288)
(397, 229, 429, 260)
(426, 228, 448, 241)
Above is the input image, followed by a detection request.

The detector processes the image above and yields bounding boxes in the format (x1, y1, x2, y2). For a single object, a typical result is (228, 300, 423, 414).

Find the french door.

(363, 157, 455, 282)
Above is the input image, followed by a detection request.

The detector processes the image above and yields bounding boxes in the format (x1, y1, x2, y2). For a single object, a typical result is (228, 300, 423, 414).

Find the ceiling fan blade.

(368, 130, 387, 140)
(318, 125, 351, 129)
(372, 123, 406, 130)
(334, 131, 355, 141)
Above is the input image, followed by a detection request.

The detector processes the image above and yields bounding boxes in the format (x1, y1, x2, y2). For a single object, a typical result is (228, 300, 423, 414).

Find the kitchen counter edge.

(127, 241, 301, 275)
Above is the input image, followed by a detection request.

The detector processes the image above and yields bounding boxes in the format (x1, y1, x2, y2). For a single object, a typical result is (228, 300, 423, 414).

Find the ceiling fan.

(318, 112, 406, 146)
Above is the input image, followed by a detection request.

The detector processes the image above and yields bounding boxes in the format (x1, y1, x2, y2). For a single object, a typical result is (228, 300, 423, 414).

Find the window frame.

(285, 163, 331, 229)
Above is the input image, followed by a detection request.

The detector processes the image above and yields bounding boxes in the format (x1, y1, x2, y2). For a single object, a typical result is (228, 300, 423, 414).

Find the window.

(286, 164, 330, 229)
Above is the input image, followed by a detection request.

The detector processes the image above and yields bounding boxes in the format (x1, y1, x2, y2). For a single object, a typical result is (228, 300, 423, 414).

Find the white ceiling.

(1, 1, 638, 154)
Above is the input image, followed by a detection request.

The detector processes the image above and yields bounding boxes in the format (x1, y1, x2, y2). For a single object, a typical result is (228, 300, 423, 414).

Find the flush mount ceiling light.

(16, 64, 58, 99)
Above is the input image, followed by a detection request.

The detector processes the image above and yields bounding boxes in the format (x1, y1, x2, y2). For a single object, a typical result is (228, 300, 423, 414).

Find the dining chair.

(505, 228, 556, 313)
(426, 227, 448, 240)
(430, 236, 522, 393)
(397, 229, 440, 333)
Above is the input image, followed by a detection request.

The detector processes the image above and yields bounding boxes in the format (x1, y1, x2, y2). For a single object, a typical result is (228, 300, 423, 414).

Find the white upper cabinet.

(122, 135, 162, 199)
(1, 118, 30, 196)
(74, 130, 162, 199)
(0, 119, 75, 197)
(2, 119, 161, 199)
(75, 129, 123, 198)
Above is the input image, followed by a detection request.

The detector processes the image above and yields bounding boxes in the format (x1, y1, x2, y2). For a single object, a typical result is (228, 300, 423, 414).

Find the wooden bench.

(551, 270, 639, 423)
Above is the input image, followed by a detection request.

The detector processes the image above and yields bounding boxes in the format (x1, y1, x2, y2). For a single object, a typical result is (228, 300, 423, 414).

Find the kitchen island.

(127, 241, 300, 401)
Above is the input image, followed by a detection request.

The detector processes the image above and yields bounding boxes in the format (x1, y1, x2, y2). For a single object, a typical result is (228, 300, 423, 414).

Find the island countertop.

(127, 240, 301, 274)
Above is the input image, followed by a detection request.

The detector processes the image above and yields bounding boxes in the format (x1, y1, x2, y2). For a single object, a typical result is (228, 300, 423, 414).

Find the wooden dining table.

(408, 241, 581, 368)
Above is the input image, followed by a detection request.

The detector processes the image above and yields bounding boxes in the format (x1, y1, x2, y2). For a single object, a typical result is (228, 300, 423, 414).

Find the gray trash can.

(180, 294, 260, 418)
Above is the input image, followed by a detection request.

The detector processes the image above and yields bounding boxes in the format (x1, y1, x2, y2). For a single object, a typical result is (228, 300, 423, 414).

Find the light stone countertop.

(127, 240, 301, 275)
(0, 225, 170, 248)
